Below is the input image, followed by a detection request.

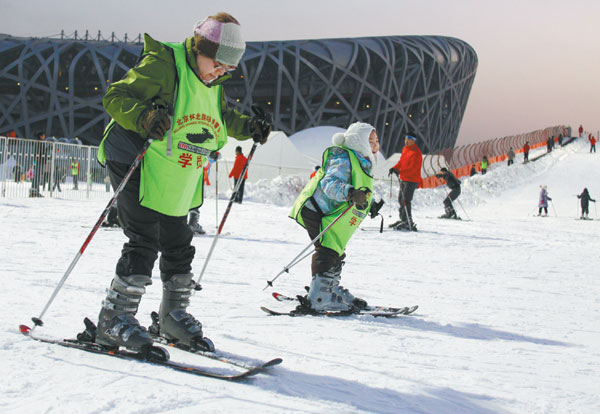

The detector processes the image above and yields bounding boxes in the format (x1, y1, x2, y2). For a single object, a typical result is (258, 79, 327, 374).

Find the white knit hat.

(332, 122, 376, 163)
(193, 17, 246, 67)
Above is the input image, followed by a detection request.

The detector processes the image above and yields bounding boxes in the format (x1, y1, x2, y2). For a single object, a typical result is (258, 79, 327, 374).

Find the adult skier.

(523, 142, 530, 163)
(228, 146, 248, 203)
(507, 148, 515, 166)
(577, 188, 596, 219)
(435, 167, 461, 219)
(94, 13, 271, 350)
(289, 122, 382, 312)
(388, 133, 423, 230)
(538, 185, 552, 216)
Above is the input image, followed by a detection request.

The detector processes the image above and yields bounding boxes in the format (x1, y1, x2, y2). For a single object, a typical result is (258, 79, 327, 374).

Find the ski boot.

(392, 220, 417, 231)
(329, 261, 368, 310)
(96, 274, 154, 350)
(388, 220, 401, 228)
(158, 273, 211, 350)
(188, 210, 206, 235)
(302, 264, 365, 312)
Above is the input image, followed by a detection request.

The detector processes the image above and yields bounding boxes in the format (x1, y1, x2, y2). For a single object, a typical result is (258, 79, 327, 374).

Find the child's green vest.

(289, 146, 373, 255)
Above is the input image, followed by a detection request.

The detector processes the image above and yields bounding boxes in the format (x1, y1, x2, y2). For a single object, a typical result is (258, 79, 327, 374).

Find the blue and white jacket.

(306, 147, 372, 215)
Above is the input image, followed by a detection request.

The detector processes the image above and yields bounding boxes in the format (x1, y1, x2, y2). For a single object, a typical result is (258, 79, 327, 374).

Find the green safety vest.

(71, 162, 79, 176)
(99, 41, 228, 216)
(289, 146, 373, 255)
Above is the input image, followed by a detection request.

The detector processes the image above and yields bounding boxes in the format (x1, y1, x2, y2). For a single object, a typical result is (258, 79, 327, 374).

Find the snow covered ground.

(1, 138, 598, 414)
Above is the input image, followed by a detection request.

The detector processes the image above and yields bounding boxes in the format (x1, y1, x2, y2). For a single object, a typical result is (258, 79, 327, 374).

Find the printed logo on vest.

(177, 141, 211, 155)
(186, 128, 213, 144)
(352, 209, 366, 219)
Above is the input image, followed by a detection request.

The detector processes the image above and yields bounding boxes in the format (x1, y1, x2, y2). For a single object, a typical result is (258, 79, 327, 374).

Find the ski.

(19, 321, 279, 381)
(268, 293, 418, 317)
(148, 311, 282, 370)
(261, 305, 417, 318)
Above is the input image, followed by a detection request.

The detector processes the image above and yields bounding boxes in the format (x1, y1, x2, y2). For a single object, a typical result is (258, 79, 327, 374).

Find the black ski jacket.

(435, 170, 461, 189)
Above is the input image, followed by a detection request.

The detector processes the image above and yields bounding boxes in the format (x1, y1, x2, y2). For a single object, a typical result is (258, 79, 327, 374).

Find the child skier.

(577, 188, 596, 219)
(538, 185, 552, 216)
(289, 122, 382, 312)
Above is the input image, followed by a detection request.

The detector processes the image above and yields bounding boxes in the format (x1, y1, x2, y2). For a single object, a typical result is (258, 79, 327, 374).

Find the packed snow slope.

(1, 138, 598, 414)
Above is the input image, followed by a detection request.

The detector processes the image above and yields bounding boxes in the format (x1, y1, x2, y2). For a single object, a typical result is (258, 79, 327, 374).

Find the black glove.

(250, 104, 272, 144)
(369, 199, 384, 219)
(348, 187, 369, 209)
(141, 108, 170, 141)
(388, 168, 398, 177)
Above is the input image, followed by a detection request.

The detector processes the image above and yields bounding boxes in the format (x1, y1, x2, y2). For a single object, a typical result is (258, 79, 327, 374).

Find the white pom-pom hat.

(332, 122, 376, 163)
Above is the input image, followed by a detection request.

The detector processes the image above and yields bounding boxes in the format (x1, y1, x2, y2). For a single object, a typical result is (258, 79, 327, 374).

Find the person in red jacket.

(589, 136, 596, 153)
(309, 165, 320, 179)
(523, 142, 530, 163)
(388, 132, 423, 231)
(229, 146, 248, 203)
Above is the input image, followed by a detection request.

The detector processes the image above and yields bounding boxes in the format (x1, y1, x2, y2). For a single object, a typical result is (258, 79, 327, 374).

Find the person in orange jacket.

(229, 146, 248, 203)
(309, 165, 320, 179)
(523, 142, 530, 163)
(589, 136, 596, 153)
(388, 132, 423, 231)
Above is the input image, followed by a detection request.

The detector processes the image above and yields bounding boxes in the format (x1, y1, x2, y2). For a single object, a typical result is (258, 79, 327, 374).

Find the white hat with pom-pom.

(332, 122, 376, 163)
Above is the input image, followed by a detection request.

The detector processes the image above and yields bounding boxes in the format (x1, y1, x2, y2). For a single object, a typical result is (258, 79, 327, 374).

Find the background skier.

(289, 122, 382, 312)
(538, 185, 552, 216)
(388, 133, 423, 230)
(435, 167, 461, 219)
(94, 13, 271, 351)
(228, 146, 248, 203)
(577, 188, 596, 219)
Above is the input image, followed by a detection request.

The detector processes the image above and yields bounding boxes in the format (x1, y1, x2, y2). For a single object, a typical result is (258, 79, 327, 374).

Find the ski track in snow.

(1, 139, 599, 413)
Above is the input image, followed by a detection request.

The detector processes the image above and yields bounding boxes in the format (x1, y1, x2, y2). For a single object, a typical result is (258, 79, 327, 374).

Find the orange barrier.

(420, 125, 569, 189)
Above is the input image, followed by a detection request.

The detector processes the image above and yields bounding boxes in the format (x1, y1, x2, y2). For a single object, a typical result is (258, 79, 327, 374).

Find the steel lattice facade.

(0, 33, 477, 156)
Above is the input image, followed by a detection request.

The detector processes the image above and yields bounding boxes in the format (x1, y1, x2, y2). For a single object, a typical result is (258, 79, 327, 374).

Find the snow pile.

(229, 140, 582, 214)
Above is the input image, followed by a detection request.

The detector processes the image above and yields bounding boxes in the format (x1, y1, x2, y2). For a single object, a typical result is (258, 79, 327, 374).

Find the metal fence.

(0, 136, 111, 200)
(420, 125, 569, 187)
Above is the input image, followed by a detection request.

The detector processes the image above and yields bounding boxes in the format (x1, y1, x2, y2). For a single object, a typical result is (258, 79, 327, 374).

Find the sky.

(1, 0, 599, 145)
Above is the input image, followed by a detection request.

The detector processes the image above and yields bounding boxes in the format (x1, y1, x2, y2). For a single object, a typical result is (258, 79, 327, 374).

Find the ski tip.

(18, 324, 31, 335)
(265, 357, 283, 367)
(272, 292, 281, 300)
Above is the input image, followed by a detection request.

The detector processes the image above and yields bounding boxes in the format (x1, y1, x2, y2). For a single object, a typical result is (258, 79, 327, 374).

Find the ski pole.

(263, 202, 355, 290)
(215, 159, 219, 229)
(27, 139, 153, 332)
(529, 205, 537, 217)
(455, 197, 471, 221)
(195, 141, 259, 286)
(550, 199, 558, 217)
(388, 175, 393, 217)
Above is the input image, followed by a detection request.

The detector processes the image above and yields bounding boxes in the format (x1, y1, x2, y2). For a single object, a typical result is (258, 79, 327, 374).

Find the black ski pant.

(234, 178, 245, 203)
(107, 161, 195, 281)
(443, 186, 461, 212)
(300, 206, 344, 275)
(539, 206, 548, 215)
(398, 180, 419, 224)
